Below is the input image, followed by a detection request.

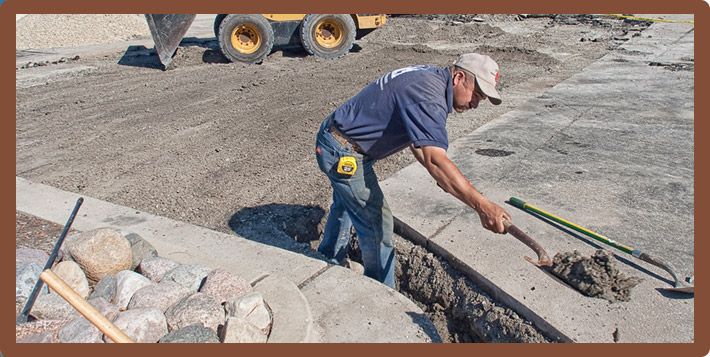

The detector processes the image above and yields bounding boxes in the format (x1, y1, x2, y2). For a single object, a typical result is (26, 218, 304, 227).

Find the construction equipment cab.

(145, 14, 386, 68)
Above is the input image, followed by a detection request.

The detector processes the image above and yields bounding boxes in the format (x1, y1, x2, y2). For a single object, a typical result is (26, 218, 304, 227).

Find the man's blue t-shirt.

(331, 65, 453, 159)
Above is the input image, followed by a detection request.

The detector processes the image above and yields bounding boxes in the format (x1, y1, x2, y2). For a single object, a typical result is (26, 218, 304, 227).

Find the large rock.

(114, 270, 151, 309)
(124, 233, 158, 270)
(16, 248, 49, 267)
(17, 332, 55, 343)
(66, 228, 132, 284)
(220, 316, 268, 343)
(31, 292, 75, 320)
(225, 292, 271, 331)
(57, 232, 82, 263)
(160, 264, 212, 292)
(158, 323, 220, 343)
(52, 261, 90, 299)
(16, 262, 49, 299)
(164, 292, 225, 333)
(127, 281, 191, 312)
(106, 308, 168, 343)
(89, 274, 117, 302)
(69, 297, 120, 322)
(199, 269, 253, 303)
(138, 257, 179, 282)
(57, 317, 103, 343)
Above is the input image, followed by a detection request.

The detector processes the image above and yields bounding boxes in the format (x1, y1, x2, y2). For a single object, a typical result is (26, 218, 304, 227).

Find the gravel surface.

(16, 14, 151, 50)
(16, 14, 652, 342)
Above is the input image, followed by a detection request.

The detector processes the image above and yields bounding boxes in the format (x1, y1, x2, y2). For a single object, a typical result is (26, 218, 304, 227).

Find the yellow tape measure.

(337, 156, 357, 175)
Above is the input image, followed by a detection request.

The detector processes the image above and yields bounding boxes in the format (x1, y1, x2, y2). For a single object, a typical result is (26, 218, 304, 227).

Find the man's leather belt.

(328, 125, 365, 154)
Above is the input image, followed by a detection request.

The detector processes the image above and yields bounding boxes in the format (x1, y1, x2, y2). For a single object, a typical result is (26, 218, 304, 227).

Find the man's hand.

(475, 198, 511, 234)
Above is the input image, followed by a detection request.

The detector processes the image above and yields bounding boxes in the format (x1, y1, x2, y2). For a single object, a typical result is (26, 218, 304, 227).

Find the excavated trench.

(392, 235, 552, 343)
(339, 221, 560, 343)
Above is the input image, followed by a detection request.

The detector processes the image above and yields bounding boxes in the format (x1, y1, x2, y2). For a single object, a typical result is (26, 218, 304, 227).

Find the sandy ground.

(15, 14, 653, 342)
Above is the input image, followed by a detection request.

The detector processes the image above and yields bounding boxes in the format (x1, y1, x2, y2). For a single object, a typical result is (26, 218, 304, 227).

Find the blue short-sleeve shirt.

(331, 65, 453, 159)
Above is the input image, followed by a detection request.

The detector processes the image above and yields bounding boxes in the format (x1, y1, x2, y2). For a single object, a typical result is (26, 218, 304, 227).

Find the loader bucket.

(145, 14, 197, 69)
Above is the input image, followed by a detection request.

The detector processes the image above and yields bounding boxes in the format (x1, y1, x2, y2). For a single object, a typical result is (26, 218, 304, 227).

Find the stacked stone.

(16, 228, 272, 343)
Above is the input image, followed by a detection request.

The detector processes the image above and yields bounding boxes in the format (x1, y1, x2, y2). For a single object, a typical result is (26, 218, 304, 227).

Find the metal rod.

(17, 197, 84, 324)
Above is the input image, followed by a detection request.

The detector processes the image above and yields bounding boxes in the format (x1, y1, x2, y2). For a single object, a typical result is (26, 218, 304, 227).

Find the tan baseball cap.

(454, 53, 502, 105)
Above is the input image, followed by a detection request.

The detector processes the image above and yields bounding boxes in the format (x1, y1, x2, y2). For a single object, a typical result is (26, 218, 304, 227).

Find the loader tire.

(300, 14, 356, 60)
(218, 14, 274, 64)
(213, 14, 228, 38)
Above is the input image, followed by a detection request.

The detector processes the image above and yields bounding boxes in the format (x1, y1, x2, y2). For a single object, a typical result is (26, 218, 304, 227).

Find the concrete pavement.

(382, 14, 695, 343)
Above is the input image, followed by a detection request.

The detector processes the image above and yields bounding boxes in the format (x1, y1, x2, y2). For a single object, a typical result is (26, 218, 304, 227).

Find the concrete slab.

(382, 17, 694, 343)
(300, 265, 441, 343)
(253, 275, 314, 343)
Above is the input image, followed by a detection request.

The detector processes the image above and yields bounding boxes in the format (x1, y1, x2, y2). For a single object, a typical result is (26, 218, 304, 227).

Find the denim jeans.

(315, 116, 395, 288)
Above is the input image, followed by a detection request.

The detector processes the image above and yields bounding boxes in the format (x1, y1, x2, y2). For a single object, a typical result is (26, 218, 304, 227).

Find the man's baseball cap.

(454, 53, 502, 105)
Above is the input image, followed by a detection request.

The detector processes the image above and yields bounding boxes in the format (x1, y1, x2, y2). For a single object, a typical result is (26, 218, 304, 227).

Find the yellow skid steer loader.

(145, 14, 386, 69)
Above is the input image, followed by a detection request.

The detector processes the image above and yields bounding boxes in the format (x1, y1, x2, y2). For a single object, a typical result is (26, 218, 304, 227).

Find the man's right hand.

(475, 198, 511, 234)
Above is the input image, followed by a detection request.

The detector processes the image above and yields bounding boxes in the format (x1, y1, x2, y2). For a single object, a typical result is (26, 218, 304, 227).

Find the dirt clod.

(550, 250, 642, 302)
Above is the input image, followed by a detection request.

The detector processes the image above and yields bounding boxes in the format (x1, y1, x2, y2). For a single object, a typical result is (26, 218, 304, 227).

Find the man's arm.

(409, 144, 510, 233)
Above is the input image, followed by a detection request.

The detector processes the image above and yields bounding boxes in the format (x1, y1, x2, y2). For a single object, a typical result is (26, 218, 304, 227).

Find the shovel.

(510, 197, 694, 294)
(502, 217, 552, 268)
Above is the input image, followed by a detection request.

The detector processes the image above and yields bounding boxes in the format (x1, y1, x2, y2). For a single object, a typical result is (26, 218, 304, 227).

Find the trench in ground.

(321, 222, 560, 343)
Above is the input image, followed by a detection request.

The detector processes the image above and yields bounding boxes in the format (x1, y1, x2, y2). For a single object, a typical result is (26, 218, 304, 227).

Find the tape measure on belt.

(337, 156, 357, 175)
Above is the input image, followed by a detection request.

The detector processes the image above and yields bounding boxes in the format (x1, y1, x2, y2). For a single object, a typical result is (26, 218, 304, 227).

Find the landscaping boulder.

(138, 257, 179, 282)
(160, 264, 212, 292)
(106, 307, 168, 343)
(164, 292, 225, 333)
(158, 323, 220, 343)
(114, 270, 151, 309)
(66, 228, 132, 284)
(199, 269, 253, 304)
(128, 281, 191, 312)
(52, 261, 90, 299)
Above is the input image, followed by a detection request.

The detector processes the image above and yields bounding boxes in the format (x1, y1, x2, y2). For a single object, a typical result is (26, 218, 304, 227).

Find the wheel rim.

(314, 19, 344, 48)
(231, 24, 261, 54)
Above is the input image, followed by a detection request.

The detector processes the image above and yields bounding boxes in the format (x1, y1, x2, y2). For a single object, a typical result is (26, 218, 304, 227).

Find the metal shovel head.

(660, 286, 694, 294)
(145, 14, 196, 69)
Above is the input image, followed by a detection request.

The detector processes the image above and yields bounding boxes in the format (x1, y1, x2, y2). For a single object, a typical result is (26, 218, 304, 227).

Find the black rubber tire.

(300, 14, 356, 60)
(213, 14, 228, 38)
(218, 14, 274, 64)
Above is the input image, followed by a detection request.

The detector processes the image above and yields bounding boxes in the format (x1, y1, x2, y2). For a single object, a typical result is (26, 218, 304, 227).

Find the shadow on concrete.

(405, 311, 443, 343)
(228, 204, 326, 260)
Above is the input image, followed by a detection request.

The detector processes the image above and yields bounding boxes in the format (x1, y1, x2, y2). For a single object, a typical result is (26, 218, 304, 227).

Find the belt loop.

(325, 112, 335, 129)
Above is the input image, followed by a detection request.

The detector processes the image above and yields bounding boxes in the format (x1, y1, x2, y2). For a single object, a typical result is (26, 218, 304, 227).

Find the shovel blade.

(660, 286, 694, 294)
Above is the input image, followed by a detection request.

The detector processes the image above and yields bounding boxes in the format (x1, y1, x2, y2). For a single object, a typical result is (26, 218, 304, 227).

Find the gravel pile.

(16, 14, 151, 50)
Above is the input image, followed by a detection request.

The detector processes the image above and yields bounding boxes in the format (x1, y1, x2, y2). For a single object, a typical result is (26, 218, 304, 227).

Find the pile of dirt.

(550, 250, 643, 302)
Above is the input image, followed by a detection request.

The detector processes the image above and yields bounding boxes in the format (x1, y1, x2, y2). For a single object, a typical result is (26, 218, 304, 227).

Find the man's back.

(331, 65, 453, 159)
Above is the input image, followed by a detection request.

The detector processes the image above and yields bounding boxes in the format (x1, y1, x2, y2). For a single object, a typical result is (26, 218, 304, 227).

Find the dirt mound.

(551, 250, 643, 302)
